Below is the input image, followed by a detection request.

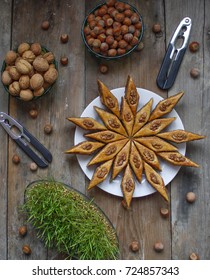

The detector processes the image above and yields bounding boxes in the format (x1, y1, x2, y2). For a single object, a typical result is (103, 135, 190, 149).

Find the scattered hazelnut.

(29, 109, 38, 119)
(44, 123, 53, 134)
(189, 252, 200, 260)
(154, 241, 164, 252)
(22, 244, 32, 255)
(160, 207, 169, 218)
(60, 34, 69, 43)
(189, 41, 199, 52)
(130, 240, 140, 252)
(41, 20, 50, 30)
(60, 56, 68, 65)
(12, 154, 20, 164)
(190, 68, 200, 79)
(152, 23, 161, 33)
(18, 225, 27, 237)
(99, 64, 109, 74)
(30, 162, 38, 171)
(186, 192, 196, 203)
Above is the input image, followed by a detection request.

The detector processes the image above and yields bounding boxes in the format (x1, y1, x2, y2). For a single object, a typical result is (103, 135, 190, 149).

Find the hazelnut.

(124, 33, 133, 42)
(22, 50, 36, 63)
(60, 34, 69, 43)
(189, 41, 199, 52)
(19, 75, 30, 89)
(30, 73, 44, 90)
(189, 252, 200, 260)
(135, 41, 144, 52)
(117, 48, 126, 55)
(152, 23, 161, 33)
(19, 89, 34, 101)
(41, 20, 50, 30)
(60, 56, 69, 65)
(22, 244, 32, 255)
(44, 123, 53, 134)
(19, 225, 27, 237)
(29, 109, 38, 119)
(33, 56, 49, 72)
(5, 50, 18, 65)
(30, 43, 42, 55)
(154, 241, 164, 252)
(160, 207, 169, 218)
(106, 0, 116, 7)
(17, 42, 30, 55)
(130, 240, 140, 252)
(190, 68, 200, 78)
(108, 48, 117, 56)
(1, 70, 12, 85)
(44, 68, 58, 84)
(100, 42, 109, 52)
(30, 162, 38, 171)
(186, 192, 196, 203)
(16, 59, 32, 74)
(99, 64, 109, 74)
(12, 154, 20, 164)
(9, 81, 20, 96)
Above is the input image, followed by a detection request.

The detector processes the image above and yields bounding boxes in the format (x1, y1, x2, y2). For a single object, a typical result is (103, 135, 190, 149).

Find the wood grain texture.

(0, 0, 209, 260)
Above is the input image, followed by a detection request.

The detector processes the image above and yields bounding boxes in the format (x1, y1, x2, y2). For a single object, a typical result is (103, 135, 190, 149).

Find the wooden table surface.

(0, 0, 209, 260)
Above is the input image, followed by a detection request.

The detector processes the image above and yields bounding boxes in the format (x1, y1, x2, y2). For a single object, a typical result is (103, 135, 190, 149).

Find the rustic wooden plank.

(165, 0, 209, 259)
(7, 0, 86, 259)
(84, 0, 171, 259)
(0, 0, 12, 260)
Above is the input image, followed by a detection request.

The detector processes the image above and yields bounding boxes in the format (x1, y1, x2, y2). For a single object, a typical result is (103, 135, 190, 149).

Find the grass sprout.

(22, 180, 119, 260)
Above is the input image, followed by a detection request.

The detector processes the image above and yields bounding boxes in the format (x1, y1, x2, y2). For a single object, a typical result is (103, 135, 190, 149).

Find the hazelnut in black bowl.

(81, 0, 144, 60)
(1, 42, 58, 101)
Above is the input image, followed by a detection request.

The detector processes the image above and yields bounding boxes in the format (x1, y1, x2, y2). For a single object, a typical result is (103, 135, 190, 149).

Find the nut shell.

(16, 59, 32, 74)
(33, 56, 49, 72)
(19, 75, 30, 89)
(9, 81, 20, 96)
(20, 89, 34, 101)
(1, 70, 12, 85)
(30, 43, 42, 55)
(44, 68, 58, 84)
(5, 50, 18, 65)
(22, 50, 36, 63)
(18, 42, 30, 55)
(30, 73, 44, 90)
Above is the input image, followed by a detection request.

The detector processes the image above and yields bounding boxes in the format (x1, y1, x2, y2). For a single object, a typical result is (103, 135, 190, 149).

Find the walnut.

(150, 173, 159, 184)
(30, 43, 42, 55)
(19, 89, 34, 101)
(8, 66, 21, 80)
(33, 87, 44, 97)
(5, 50, 18, 65)
(105, 145, 117, 155)
(81, 143, 92, 150)
(16, 59, 32, 74)
(124, 178, 134, 192)
(138, 112, 147, 123)
(30, 73, 44, 90)
(22, 50, 36, 63)
(19, 75, 30, 89)
(108, 118, 120, 128)
(43, 52, 55, 63)
(1, 70, 12, 85)
(43, 68, 58, 84)
(97, 167, 108, 178)
(100, 132, 115, 140)
(83, 120, 94, 128)
(33, 56, 49, 72)
(17, 42, 30, 55)
(8, 81, 20, 96)
(143, 150, 154, 161)
(105, 96, 115, 108)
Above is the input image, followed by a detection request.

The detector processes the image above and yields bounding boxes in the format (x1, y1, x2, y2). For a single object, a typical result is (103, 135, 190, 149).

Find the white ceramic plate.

(74, 88, 186, 198)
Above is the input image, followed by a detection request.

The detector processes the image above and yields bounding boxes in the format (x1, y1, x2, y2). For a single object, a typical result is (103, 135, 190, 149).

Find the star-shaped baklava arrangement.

(66, 76, 205, 208)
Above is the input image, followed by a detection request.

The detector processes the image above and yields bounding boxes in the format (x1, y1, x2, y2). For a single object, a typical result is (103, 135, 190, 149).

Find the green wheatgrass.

(22, 180, 119, 260)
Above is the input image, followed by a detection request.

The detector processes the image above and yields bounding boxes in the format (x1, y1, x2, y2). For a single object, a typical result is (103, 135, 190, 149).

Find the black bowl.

(1, 44, 58, 101)
(81, 1, 144, 60)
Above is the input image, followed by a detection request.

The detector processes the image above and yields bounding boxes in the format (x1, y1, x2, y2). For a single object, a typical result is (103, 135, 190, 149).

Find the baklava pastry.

(135, 136, 178, 152)
(85, 130, 126, 143)
(134, 117, 176, 137)
(124, 75, 139, 116)
(88, 138, 128, 166)
(129, 141, 143, 182)
(120, 97, 134, 136)
(158, 129, 206, 143)
(97, 80, 120, 118)
(149, 91, 184, 121)
(157, 151, 199, 167)
(121, 164, 135, 208)
(144, 162, 169, 202)
(65, 141, 105, 155)
(67, 117, 106, 131)
(132, 98, 153, 135)
(111, 141, 130, 180)
(134, 141, 161, 170)
(87, 159, 114, 190)
(94, 106, 127, 136)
